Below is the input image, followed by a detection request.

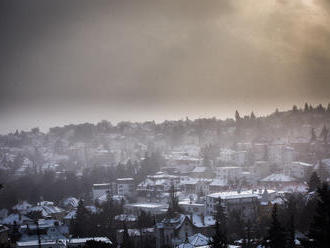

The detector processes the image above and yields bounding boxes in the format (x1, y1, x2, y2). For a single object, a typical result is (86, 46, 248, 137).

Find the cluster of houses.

(0, 198, 113, 247)
(1, 124, 330, 247)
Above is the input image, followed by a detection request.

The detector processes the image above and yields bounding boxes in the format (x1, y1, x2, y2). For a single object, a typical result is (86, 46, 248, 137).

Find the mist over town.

(1, 0, 330, 247)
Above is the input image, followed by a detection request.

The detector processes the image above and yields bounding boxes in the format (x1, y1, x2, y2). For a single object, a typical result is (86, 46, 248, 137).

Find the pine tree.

(210, 198, 228, 248)
(250, 112, 256, 120)
(309, 104, 314, 112)
(318, 160, 330, 182)
(319, 125, 328, 144)
(308, 172, 321, 192)
(268, 204, 286, 248)
(286, 214, 295, 248)
(210, 221, 228, 248)
(72, 200, 90, 237)
(310, 128, 317, 142)
(167, 184, 182, 218)
(292, 105, 298, 113)
(308, 183, 330, 248)
(121, 224, 134, 248)
(235, 110, 241, 122)
(304, 102, 309, 112)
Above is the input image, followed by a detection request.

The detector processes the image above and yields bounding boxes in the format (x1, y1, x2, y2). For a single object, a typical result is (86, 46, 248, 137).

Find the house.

(117, 228, 155, 247)
(179, 201, 205, 216)
(16, 237, 112, 248)
(190, 167, 214, 178)
(26, 202, 65, 220)
(208, 179, 228, 193)
(92, 183, 116, 202)
(180, 177, 211, 195)
(205, 191, 258, 220)
(116, 178, 135, 198)
(62, 210, 76, 226)
(61, 197, 79, 210)
(137, 172, 180, 199)
(66, 237, 112, 247)
(154, 214, 215, 248)
(286, 161, 313, 179)
(260, 173, 296, 188)
(12, 201, 33, 214)
(16, 240, 66, 248)
(176, 233, 210, 248)
(1, 214, 32, 226)
(19, 219, 68, 243)
(124, 202, 168, 215)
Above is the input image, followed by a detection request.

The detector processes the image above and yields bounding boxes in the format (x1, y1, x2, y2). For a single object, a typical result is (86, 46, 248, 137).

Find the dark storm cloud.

(0, 0, 330, 132)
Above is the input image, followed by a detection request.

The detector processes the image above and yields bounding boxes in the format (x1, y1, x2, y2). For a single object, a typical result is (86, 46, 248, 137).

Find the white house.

(205, 191, 258, 219)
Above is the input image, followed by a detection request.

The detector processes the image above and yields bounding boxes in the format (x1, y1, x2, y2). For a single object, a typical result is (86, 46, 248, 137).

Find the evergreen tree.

(210, 198, 227, 248)
(318, 160, 330, 182)
(310, 128, 317, 143)
(309, 104, 314, 112)
(210, 221, 228, 248)
(72, 200, 90, 237)
(10, 221, 21, 244)
(308, 183, 330, 248)
(308, 172, 321, 192)
(286, 214, 295, 248)
(304, 102, 309, 112)
(167, 184, 182, 217)
(121, 224, 134, 248)
(319, 125, 328, 143)
(292, 105, 298, 113)
(250, 112, 256, 120)
(268, 204, 286, 248)
(235, 110, 241, 122)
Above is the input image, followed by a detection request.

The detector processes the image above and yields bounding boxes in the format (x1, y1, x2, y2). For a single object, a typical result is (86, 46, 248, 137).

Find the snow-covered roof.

(85, 205, 98, 214)
(125, 202, 167, 209)
(27, 205, 64, 217)
(116, 178, 134, 181)
(191, 167, 207, 173)
(16, 237, 112, 247)
(62, 197, 79, 208)
(1, 214, 32, 225)
(207, 191, 258, 200)
(261, 173, 296, 182)
(291, 161, 312, 167)
(68, 237, 112, 244)
(209, 179, 227, 186)
(63, 210, 76, 220)
(16, 240, 65, 247)
(12, 201, 32, 212)
(189, 215, 215, 227)
(114, 214, 137, 222)
(177, 242, 194, 248)
(188, 233, 210, 247)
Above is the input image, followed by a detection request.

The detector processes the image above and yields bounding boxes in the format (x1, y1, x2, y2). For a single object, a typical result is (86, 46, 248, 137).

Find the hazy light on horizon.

(1, 0, 329, 133)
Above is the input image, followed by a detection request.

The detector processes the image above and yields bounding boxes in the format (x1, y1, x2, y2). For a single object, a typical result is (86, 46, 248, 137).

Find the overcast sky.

(1, 0, 330, 133)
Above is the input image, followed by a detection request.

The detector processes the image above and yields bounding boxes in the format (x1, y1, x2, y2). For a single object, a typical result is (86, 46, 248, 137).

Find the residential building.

(205, 191, 258, 219)
(116, 178, 135, 197)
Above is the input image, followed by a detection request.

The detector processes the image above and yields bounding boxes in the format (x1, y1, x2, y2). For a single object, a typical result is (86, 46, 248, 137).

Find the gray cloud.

(0, 0, 329, 132)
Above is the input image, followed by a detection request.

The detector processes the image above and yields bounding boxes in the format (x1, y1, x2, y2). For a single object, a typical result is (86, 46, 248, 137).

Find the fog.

(1, 0, 330, 133)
